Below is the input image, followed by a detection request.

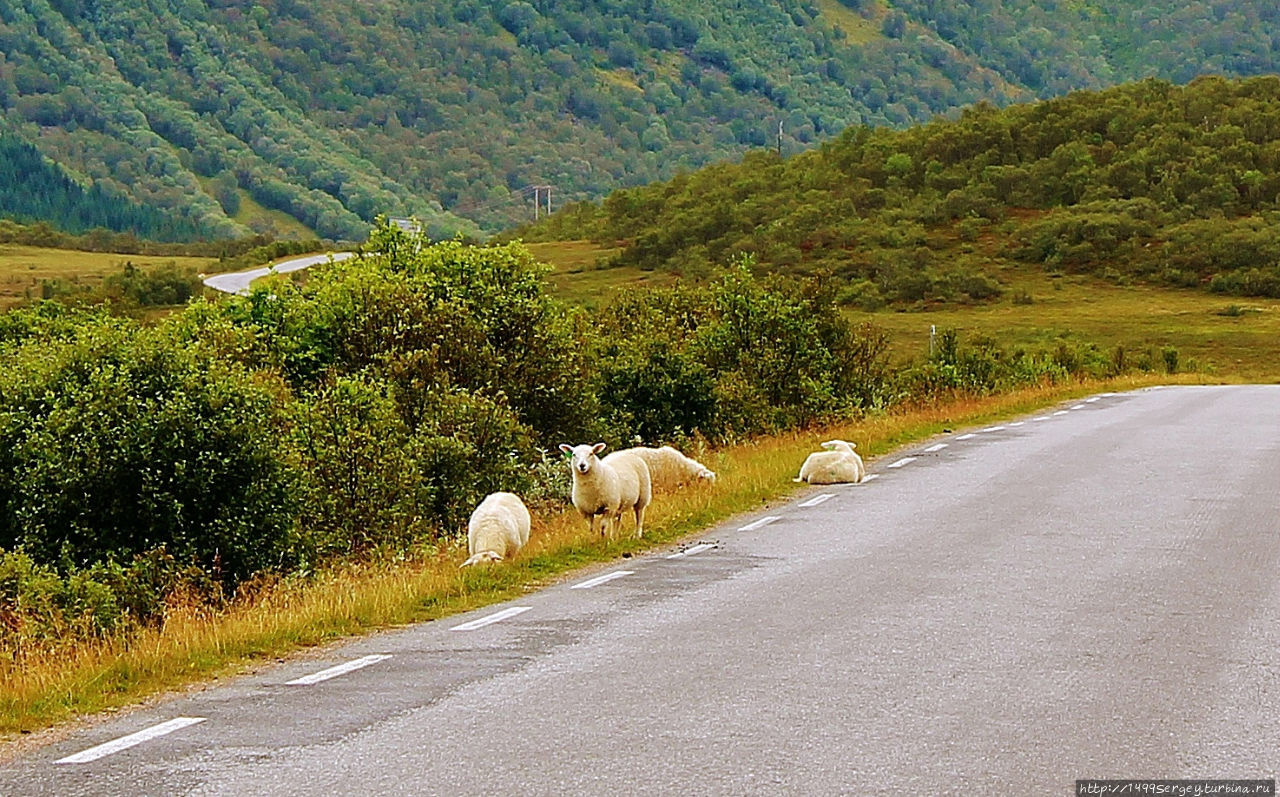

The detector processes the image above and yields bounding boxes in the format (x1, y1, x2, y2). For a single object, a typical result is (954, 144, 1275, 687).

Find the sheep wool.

(794, 439, 866, 485)
(559, 442, 652, 538)
(461, 492, 532, 568)
(618, 445, 716, 492)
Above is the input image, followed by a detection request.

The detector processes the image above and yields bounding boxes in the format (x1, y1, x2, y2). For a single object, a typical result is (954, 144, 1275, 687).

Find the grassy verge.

(0, 373, 1193, 741)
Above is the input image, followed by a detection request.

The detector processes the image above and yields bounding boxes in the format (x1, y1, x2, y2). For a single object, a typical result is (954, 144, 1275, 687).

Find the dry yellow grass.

(0, 245, 217, 311)
(0, 373, 1184, 740)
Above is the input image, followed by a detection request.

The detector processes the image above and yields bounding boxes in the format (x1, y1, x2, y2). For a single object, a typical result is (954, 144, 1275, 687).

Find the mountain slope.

(515, 76, 1280, 302)
(0, 1, 1278, 239)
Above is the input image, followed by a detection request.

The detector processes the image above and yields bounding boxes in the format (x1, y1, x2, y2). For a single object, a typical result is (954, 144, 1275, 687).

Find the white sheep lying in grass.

(794, 439, 865, 485)
(617, 445, 716, 492)
(460, 492, 532, 567)
(559, 442, 652, 538)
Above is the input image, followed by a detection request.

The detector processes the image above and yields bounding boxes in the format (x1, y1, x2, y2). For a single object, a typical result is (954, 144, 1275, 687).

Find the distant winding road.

(3, 385, 1277, 794)
(201, 251, 356, 296)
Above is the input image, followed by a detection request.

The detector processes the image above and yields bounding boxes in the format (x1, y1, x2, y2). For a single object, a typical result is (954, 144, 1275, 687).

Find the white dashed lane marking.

(982, 425, 1007, 432)
(1086, 397, 1100, 403)
(957, 433, 976, 440)
(666, 543, 715, 559)
(1033, 416, 1051, 422)
(861, 474, 880, 483)
(569, 571, 634, 590)
(1054, 410, 1070, 416)
(286, 655, 392, 686)
(924, 443, 948, 453)
(888, 457, 917, 469)
(1071, 404, 1086, 410)
(799, 493, 835, 507)
(450, 606, 532, 631)
(55, 718, 206, 764)
(738, 516, 781, 531)
(1009, 421, 1024, 427)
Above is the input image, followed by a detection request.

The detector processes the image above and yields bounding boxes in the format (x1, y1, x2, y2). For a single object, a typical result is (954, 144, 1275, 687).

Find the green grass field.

(524, 240, 677, 308)
(0, 245, 218, 311)
(849, 268, 1280, 381)
(528, 240, 1280, 381)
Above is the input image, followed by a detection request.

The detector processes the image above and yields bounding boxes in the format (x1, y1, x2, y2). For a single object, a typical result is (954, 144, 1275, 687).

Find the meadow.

(530, 240, 1280, 382)
(0, 245, 217, 311)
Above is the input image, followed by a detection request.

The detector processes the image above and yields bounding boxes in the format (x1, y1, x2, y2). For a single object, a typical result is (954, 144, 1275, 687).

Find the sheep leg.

(633, 505, 645, 539)
(587, 512, 599, 536)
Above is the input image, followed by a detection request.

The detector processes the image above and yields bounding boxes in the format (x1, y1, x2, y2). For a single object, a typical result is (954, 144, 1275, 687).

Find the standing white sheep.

(559, 442, 652, 538)
(794, 439, 866, 484)
(460, 492, 532, 568)
(617, 445, 716, 492)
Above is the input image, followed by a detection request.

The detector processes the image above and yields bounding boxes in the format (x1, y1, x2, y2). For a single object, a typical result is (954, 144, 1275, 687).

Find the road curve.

(201, 251, 356, 296)
(3, 385, 1277, 795)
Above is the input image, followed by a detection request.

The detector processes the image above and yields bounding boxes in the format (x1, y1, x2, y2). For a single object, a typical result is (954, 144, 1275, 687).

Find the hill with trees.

(0, 1, 1278, 239)
(515, 75, 1280, 302)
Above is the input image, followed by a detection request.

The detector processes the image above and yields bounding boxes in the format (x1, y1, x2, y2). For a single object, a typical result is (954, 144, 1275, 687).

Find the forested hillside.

(516, 76, 1280, 302)
(0, 133, 197, 240)
(0, 1, 1277, 239)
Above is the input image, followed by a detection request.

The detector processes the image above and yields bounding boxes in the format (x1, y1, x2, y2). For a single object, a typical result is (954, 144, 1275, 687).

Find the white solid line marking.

(739, 516, 781, 531)
(887, 457, 917, 468)
(956, 433, 976, 440)
(982, 425, 1006, 432)
(1086, 397, 1100, 403)
(861, 474, 880, 483)
(924, 443, 948, 453)
(569, 570, 634, 590)
(286, 654, 392, 686)
(1009, 421, 1025, 427)
(1054, 410, 1070, 416)
(799, 493, 835, 507)
(55, 717, 206, 764)
(1071, 404, 1086, 410)
(450, 606, 532, 631)
(667, 543, 715, 559)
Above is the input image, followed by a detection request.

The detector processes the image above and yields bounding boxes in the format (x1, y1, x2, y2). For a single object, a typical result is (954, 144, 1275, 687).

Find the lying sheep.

(559, 442, 652, 538)
(794, 439, 866, 485)
(616, 445, 716, 492)
(460, 492, 532, 568)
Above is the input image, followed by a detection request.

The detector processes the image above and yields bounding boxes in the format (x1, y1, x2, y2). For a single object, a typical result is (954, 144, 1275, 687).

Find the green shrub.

(0, 322, 303, 589)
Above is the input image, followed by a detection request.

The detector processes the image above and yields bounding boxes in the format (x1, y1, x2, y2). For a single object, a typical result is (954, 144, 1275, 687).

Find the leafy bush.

(103, 261, 203, 307)
(0, 322, 303, 588)
(592, 257, 892, 441)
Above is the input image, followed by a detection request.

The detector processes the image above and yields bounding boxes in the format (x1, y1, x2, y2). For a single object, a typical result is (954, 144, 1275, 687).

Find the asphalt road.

(3, 385, 1277, 795)
(201, 251, 355, 296)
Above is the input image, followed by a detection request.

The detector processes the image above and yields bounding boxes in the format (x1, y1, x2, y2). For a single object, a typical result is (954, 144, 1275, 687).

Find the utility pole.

(532, 185, 552, 220)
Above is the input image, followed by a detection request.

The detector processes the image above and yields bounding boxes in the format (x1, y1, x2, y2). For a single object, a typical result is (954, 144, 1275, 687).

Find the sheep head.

(559, 442, 607, 475)
(821, 440, 855, 453)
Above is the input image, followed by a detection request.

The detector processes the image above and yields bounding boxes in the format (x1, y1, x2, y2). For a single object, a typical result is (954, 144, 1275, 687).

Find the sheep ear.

(591, 442, 607, 455)
(558, 444, 573, 457)
(821, 441, 836, 450)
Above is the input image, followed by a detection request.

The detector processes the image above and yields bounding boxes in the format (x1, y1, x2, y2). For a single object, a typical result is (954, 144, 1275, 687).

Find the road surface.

(3, 385, 1276, 795)
(201, 252, 355, 296)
